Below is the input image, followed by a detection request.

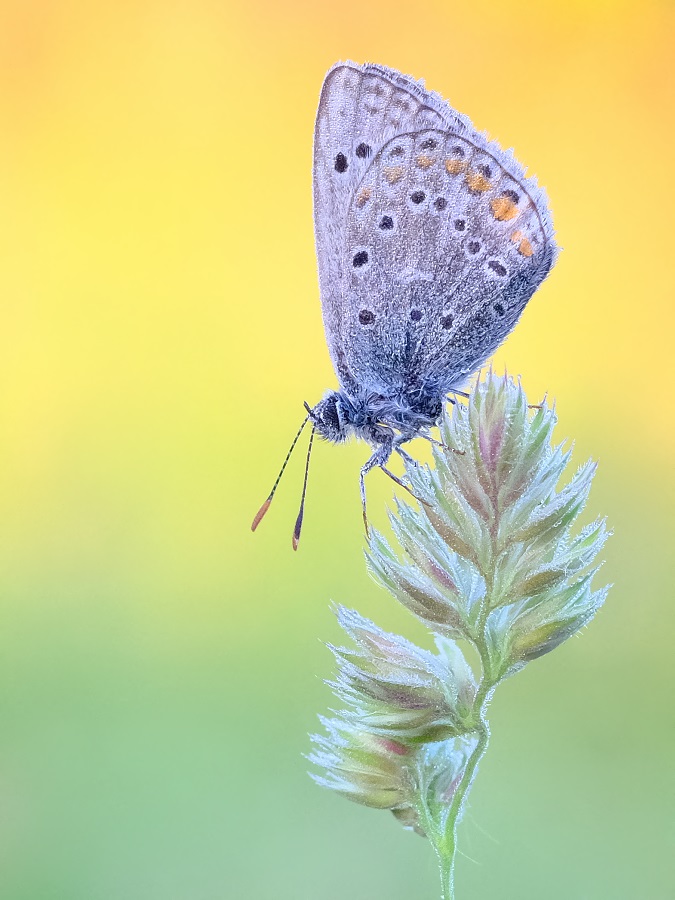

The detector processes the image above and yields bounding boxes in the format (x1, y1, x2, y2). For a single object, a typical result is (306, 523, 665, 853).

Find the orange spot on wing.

(383, 165, 405, 184)
(444, 158, 467, 175)
(490, 197, 519, 221)
(415, 154, 434, 168)
(511, 230, 534, 257)
(465, 171, 491, 193)
(356, 187, 372, 207)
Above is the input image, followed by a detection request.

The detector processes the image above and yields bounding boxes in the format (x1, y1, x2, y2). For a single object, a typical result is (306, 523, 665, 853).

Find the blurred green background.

(0, 0, 673, 897)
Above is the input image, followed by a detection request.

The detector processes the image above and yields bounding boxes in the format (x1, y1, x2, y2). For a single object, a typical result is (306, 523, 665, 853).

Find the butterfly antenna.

(251, 415, 310, 532)
(292, 425, 316, 551)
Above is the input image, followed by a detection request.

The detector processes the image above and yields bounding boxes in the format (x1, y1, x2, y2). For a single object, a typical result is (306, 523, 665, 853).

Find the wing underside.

(313, 62, 556, 397)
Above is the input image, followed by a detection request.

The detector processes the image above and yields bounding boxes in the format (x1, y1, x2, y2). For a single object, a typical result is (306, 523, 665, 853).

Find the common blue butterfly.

(253, 62, 557, 547)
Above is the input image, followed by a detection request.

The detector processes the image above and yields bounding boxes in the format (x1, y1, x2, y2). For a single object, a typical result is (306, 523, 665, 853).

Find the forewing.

(313, 62, 446, 392)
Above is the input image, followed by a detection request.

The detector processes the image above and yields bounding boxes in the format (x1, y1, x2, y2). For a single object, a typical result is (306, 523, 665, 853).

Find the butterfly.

(253, 61, 557, 548)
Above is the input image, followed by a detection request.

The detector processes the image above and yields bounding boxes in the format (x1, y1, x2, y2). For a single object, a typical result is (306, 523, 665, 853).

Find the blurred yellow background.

(0, 0, 673, 897)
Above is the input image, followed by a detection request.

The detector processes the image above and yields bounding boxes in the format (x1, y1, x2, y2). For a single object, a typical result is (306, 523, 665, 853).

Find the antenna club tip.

(251, 497, 272, 532)
(292, 513, 303, 551)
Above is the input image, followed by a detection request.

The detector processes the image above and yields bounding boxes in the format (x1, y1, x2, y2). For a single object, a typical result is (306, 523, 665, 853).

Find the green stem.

(432, 473, 501, 899)
(432, 689, 491, 900)
(437, 845, 455, 900)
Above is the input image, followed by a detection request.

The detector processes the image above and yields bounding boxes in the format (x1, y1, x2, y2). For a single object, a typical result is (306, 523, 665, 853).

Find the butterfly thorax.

(310, 387, 442, 448)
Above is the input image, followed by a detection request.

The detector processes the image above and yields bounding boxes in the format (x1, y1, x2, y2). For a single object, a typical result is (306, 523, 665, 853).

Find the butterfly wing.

(313, 62, 449, 393)
(313, 62, 557, 398)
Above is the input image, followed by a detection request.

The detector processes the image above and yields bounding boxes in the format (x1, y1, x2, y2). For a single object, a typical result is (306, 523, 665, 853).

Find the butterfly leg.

(379, 465, 431, 508)
(360, 437, 396, 537)
(417, 434, 466, 455)
(359, 455, 376, 537)
(395, 446, 418, 467)
(392, 433, 430, 471)
(386, 436, 433, 506)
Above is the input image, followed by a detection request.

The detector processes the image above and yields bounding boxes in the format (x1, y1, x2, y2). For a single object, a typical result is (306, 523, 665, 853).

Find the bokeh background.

(0, 1, 673, 897)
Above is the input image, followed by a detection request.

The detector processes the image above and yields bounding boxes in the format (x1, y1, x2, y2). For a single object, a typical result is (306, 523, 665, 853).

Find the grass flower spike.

(309, 374, 609, 900)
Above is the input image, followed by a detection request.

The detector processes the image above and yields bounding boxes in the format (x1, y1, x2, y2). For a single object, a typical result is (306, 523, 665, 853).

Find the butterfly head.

(306, 392, 353, 444)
